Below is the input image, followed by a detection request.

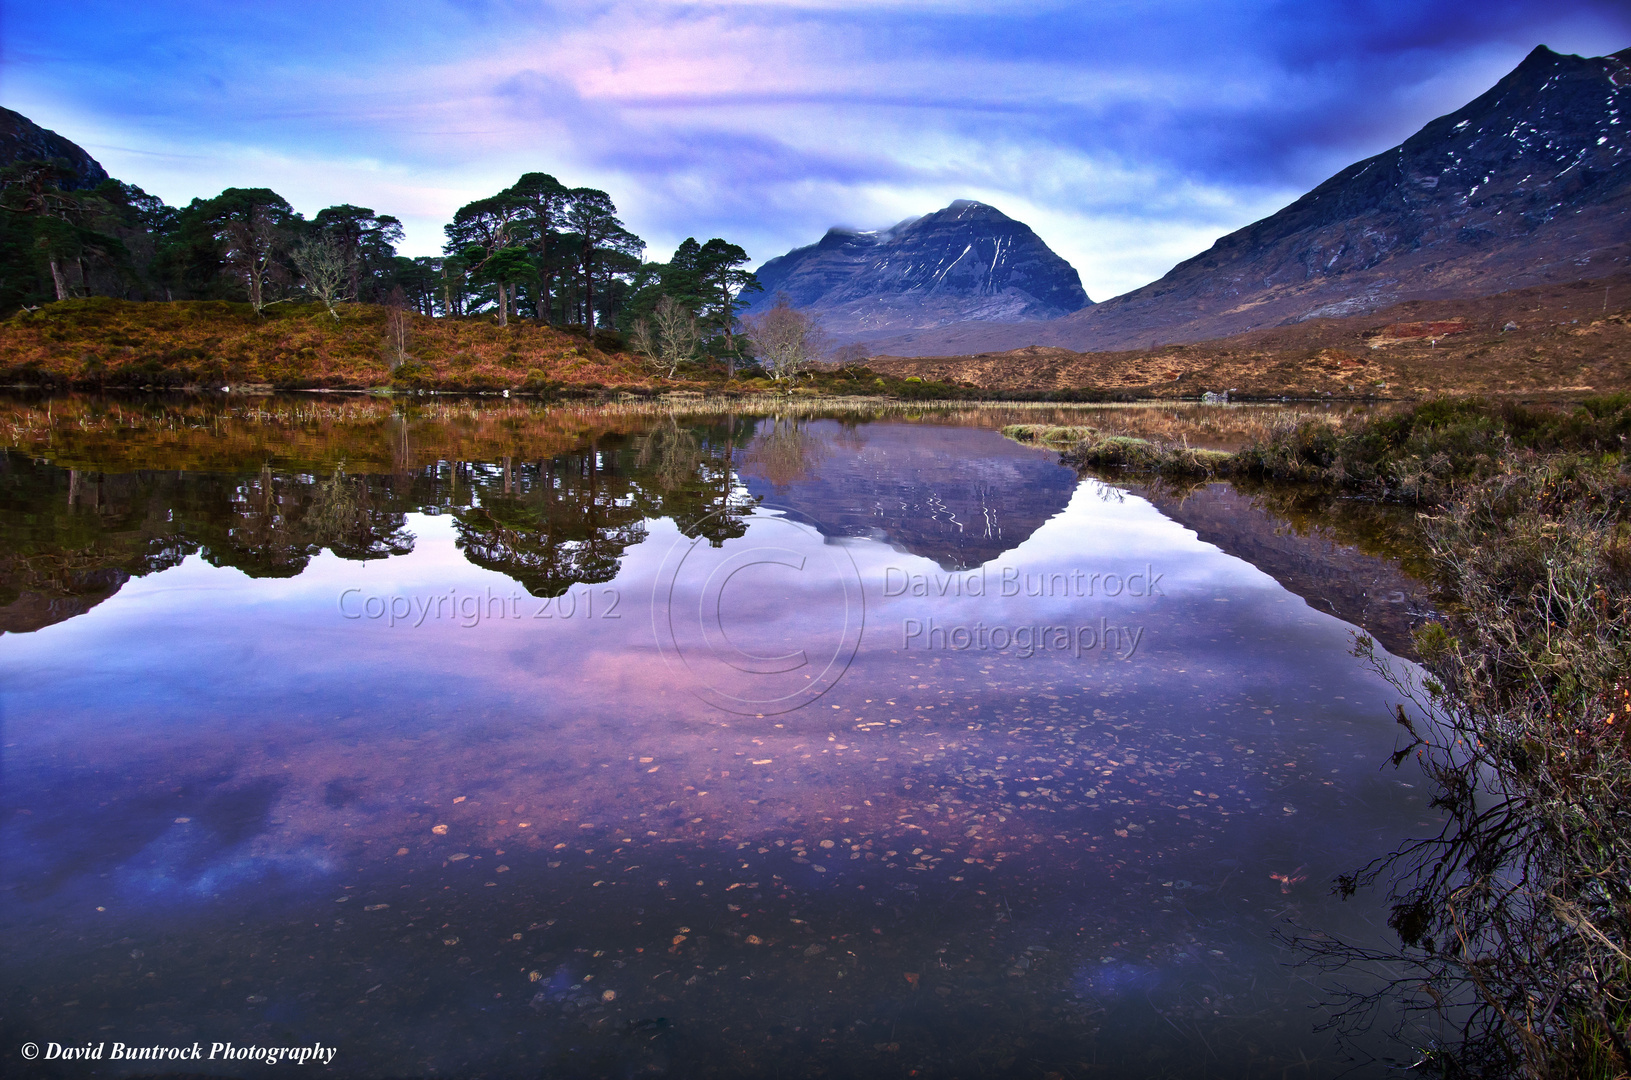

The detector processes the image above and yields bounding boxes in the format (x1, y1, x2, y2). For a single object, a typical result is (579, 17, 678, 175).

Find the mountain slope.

(863, 44, 1631, 357)
(746, 200, 1090, 338)
(0, 107, 110, 190)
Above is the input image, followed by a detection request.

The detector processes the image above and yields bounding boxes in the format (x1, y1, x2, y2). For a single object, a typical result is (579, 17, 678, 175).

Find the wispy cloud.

(7, 0, 1628, 298)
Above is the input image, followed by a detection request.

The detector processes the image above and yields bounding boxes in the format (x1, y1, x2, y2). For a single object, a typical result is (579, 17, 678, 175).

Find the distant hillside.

(746, 200, 1090, 339)
(867, 272, 1631, 400)
(0, 107, 110, 190)
(865, 44, 1631, 357)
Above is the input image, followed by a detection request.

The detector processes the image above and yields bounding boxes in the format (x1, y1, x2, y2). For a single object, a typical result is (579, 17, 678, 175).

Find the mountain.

(745, 200, 1090, 339)
(862, 44, 1631, 358)
(0, 107, 110, 190)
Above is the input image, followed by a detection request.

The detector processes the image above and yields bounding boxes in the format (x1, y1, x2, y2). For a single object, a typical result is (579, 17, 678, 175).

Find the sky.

(5, 1, 1629, 300)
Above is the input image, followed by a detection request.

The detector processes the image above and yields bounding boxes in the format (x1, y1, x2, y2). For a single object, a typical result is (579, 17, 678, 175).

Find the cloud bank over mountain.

(7, 1, 1629, 299)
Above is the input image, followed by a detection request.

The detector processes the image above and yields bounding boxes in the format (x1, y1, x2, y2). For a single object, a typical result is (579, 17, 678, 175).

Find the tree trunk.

(498, 282, 508, 326)
(544, 239, 557, 327)
(47, 256, 69, 301)
(583, 255, 595, 334)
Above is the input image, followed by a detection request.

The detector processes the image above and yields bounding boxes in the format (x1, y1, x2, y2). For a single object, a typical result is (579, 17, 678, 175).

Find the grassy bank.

(0, 299, 1148, 401)
(1322, 453, 1631, 1078)
(0, 297, 653, 392)
(1016, 395, 1631, 498)
(1032, 397, 1631, 1075)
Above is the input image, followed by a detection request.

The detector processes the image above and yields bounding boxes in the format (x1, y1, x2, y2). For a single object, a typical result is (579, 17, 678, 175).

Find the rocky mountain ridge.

(863, 44, 1631, 357)
(745, 200, 1090, 339)
(0, 107, 110, 190)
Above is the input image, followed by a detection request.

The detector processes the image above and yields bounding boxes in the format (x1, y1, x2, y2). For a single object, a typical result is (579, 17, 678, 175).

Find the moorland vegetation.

(1015, 397, 1631, 1077)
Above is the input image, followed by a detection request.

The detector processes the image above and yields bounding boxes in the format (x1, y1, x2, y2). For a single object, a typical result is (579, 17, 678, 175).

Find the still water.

(1, 397, 1438, 1078)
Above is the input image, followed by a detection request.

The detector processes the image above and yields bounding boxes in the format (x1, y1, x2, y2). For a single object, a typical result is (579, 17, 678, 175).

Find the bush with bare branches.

(741, 293, 826, 380)
(291, 235, 351, 317)
(1303, 454, 1631, 1077)
(632, 295, 699, 378)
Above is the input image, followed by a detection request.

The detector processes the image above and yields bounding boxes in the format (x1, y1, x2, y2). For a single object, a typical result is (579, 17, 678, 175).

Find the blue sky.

(5, 1, 1628, 299)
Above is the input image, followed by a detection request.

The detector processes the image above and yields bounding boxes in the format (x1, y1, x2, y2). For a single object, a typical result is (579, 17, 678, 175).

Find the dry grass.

(0, 393, 1228, 474)
(867, 276, 1631, 401)
(0, 298, 655, 391)
(1314, 457, 1631, 1078)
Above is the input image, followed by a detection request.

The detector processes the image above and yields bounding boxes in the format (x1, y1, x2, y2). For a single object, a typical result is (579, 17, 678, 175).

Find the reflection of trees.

(453, 447, 649, 598)
(637, 417, 703, 491)
(200, 465, 414, 578)
(307, 466, 417, 561)
(639, 416, 757, 547)
(0, 455, 191, 632)
(832, 421, 868, 455)
(742, 417, 832, 488)
(450, 419, 761, 596)
(0, 452, 416, 632)
(1, 414, 770, 630)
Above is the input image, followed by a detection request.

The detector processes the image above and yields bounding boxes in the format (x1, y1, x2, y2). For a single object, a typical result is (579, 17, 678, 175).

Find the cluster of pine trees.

(0, 158, 764, 364)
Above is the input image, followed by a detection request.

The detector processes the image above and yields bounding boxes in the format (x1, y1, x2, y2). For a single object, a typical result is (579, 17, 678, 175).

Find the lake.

(0, 395, 1441, 1078)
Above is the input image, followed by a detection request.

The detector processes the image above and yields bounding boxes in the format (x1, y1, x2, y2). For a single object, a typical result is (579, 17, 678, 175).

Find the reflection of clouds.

(0, 422, 1456, 1073)
(8, 491, 1414, 898)
(115, 833, 338, 904)
(1, 471, 1441, 1078)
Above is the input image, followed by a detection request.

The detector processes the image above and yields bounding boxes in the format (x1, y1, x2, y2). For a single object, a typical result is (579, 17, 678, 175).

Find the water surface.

(0, 397, 1438, 1078)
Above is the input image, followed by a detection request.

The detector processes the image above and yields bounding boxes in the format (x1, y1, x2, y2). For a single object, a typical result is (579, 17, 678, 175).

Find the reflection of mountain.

(737, 422, 1079, 570)
(1138, 481, 1433, 657)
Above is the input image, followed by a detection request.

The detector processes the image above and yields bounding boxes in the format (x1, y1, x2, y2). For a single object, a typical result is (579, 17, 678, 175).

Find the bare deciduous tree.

(631, 316, 659, 368)
(831, 342, 871, 367)
(741, 294, 826, 380)
(650, 295, 699, 377)
(291, 236, 350, 317)
(383, 286, 412, 372)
